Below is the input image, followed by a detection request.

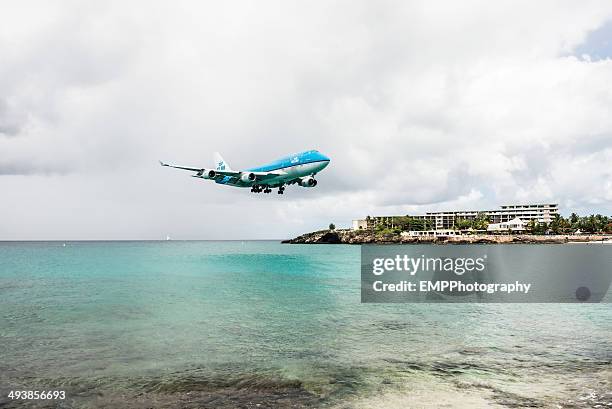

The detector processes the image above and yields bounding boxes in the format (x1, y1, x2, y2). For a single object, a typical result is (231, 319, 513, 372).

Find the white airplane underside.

(160, 150, 330, 194)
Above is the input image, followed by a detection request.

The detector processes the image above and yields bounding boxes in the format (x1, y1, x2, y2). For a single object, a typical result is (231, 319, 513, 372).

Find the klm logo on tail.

(214, 152, 230, 171)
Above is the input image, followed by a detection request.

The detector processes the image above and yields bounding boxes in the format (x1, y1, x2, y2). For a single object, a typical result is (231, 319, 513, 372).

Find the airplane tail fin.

(214, 152, 231, 171)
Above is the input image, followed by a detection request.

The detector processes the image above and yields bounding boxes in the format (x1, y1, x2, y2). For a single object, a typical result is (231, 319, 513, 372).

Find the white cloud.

(1, 0, 612, 238)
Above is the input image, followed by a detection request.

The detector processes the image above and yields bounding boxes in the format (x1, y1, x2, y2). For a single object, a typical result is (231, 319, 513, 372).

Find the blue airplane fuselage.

(215, 150, 330, 188)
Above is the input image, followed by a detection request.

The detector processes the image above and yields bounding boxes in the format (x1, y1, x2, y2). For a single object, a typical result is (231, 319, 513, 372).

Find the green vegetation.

(526, 220, 548, 235)
(528, 213, 612, 235)
(394, 216, 433, 231)
(453, 218, 472, 230)
(328, 223, 336, 231)
(371, 216, 433, 235)
(451, 215, 490, 231)
(452, 213, 490, 231)
(366, 212, 611, 235)
(376, 227, 399, 235)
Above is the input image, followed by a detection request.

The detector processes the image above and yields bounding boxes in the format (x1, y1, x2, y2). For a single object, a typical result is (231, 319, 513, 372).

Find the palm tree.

(526, 219, 538, 233)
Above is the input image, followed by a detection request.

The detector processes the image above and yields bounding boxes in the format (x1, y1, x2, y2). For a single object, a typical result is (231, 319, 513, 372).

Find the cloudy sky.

(1, 1, 612, 239)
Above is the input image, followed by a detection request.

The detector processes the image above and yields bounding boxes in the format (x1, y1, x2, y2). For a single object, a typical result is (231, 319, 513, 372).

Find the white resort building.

(352, 219, 368, 230)
(417, 203, 557, 230)
(352, 203, 558, 232)
(486, 217, 526, 233)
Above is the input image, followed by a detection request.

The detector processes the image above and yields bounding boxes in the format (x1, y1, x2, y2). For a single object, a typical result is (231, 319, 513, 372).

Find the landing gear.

(252, 185, 271, 193)
(251, 184, 283, 194)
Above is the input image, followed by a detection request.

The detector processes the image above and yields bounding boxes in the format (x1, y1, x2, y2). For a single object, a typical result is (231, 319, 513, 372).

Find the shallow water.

(0, 241, 610, 408)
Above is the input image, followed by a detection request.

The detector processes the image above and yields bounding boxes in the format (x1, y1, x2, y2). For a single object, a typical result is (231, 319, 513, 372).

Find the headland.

(282, 229, 612, 244)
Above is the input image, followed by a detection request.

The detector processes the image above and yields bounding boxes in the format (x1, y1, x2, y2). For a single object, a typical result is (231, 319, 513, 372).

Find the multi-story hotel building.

(352, 204, 559, 231)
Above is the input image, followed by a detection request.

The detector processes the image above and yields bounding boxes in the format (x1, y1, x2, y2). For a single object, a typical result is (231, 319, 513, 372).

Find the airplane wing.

(159, 160, 242, 177)
(159, 161, 203, 172)
(202, 169, 285, 179)
(160, 161, 284, 182)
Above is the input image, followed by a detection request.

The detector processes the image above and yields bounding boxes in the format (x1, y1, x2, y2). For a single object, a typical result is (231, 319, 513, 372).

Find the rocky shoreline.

(282, 229, 612, 245)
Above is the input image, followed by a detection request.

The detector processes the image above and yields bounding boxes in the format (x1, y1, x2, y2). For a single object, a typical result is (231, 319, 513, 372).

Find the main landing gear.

(250, 185, 272, 194)
(250, 185, 285, 194)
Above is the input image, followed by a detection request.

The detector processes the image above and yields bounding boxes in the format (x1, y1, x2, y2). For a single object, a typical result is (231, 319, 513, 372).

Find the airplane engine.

(240, 172, 256, 183)
(197, 169, 217, 179)
(299, 176, 317, 187)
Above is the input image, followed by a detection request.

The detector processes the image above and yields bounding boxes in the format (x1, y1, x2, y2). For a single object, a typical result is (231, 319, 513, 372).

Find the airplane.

(159, 150, 330, 194)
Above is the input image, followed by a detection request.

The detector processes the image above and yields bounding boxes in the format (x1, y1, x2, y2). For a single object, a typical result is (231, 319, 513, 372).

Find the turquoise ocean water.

(0, 241, 610, 408)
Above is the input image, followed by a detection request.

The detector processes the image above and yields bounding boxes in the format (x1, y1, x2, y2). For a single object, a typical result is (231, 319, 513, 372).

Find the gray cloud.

(1, 0, 612, 239)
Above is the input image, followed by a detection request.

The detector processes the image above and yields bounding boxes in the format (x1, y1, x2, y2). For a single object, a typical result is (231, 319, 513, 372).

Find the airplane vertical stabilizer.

(214, 152, 232, 171)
